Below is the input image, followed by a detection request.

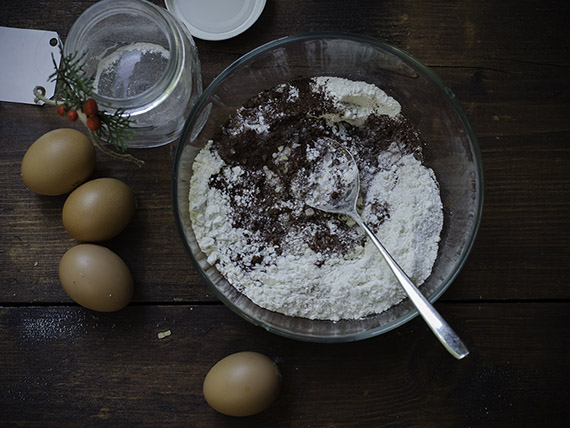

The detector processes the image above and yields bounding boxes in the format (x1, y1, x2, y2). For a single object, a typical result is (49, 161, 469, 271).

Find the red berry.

(56, 104, 66, 116)
(86, 115, 102, 131)
(66, 109, 78, 122)
(82, 98, 98, 116)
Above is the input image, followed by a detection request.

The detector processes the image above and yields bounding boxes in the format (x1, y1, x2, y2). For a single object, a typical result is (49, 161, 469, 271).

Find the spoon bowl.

(292, 137, 360, 213)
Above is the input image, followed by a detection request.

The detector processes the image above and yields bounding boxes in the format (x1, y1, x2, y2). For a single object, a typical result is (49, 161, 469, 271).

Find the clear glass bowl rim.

(172, 32, 484, 342)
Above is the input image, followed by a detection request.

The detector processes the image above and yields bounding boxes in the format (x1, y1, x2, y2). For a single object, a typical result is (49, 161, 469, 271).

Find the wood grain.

(1, 0, 569, 426)
(1, 303, 568, 428)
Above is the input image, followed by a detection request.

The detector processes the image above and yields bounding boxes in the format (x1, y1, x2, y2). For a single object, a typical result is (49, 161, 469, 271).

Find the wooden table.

(1, 1, 569, 426)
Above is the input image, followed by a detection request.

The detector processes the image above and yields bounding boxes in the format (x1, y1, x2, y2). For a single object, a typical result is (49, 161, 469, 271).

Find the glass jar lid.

(165, 0, 266, 41)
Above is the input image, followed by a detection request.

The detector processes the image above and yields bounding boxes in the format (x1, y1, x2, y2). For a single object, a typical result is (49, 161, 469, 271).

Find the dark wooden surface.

(1, 1, 569, 427)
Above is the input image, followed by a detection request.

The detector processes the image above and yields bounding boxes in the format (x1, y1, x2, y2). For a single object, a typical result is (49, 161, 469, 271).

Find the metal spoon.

(298, 139, 469, 359)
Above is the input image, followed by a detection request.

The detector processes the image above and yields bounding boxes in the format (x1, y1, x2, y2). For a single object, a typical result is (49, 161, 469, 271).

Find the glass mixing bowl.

(172, 33, 483, 342)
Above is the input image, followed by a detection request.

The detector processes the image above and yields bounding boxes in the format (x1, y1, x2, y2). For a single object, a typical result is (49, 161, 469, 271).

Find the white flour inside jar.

(189, 76, 443, 321)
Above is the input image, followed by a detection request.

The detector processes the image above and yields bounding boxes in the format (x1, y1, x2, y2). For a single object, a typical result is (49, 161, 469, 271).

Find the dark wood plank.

(4, 1, 570, 69)
(443, 133, 570, 301)
(0, 303, 568, 427)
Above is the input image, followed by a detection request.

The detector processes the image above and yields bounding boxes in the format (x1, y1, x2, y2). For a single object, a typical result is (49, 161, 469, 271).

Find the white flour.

(314, 76, 401, 126)
(188, 77, 443, 321)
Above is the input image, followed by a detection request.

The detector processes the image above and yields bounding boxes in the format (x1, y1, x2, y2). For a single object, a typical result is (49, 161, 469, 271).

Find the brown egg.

(21, 128, 96, 195)
(62, 178, 136, 242)
(203, 351, 282, 417)
(59, 244, 133, 312)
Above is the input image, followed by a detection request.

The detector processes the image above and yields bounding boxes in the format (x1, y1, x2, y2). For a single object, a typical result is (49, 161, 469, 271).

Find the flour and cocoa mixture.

(189, 77, 443, 321)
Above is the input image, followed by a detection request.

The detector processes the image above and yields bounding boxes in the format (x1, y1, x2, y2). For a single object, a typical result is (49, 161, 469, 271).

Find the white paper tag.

(0, 26, 61, 105)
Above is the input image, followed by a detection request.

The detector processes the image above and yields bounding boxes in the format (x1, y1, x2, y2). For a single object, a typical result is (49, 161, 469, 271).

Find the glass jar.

(64, 0, 202, 148)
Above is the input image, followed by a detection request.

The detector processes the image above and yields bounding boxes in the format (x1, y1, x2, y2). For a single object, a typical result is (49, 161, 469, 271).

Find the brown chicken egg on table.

(21, 128, 96, 195)
(62, 177, 136, 242)
(203, 351, 282, 417)
(59, 244, 133, 312)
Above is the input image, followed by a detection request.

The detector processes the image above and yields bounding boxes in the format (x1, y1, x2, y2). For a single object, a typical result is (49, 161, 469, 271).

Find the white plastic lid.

(165, 0, 266, 41)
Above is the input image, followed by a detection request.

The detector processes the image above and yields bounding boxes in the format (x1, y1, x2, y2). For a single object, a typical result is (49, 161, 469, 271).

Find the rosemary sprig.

(50, 49, 93, 108)
(97, 108, 136, 152)
(33, 44, 142, 166)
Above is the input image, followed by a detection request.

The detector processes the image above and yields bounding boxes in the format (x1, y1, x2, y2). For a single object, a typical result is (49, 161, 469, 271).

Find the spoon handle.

(353, 214, 470, 360)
